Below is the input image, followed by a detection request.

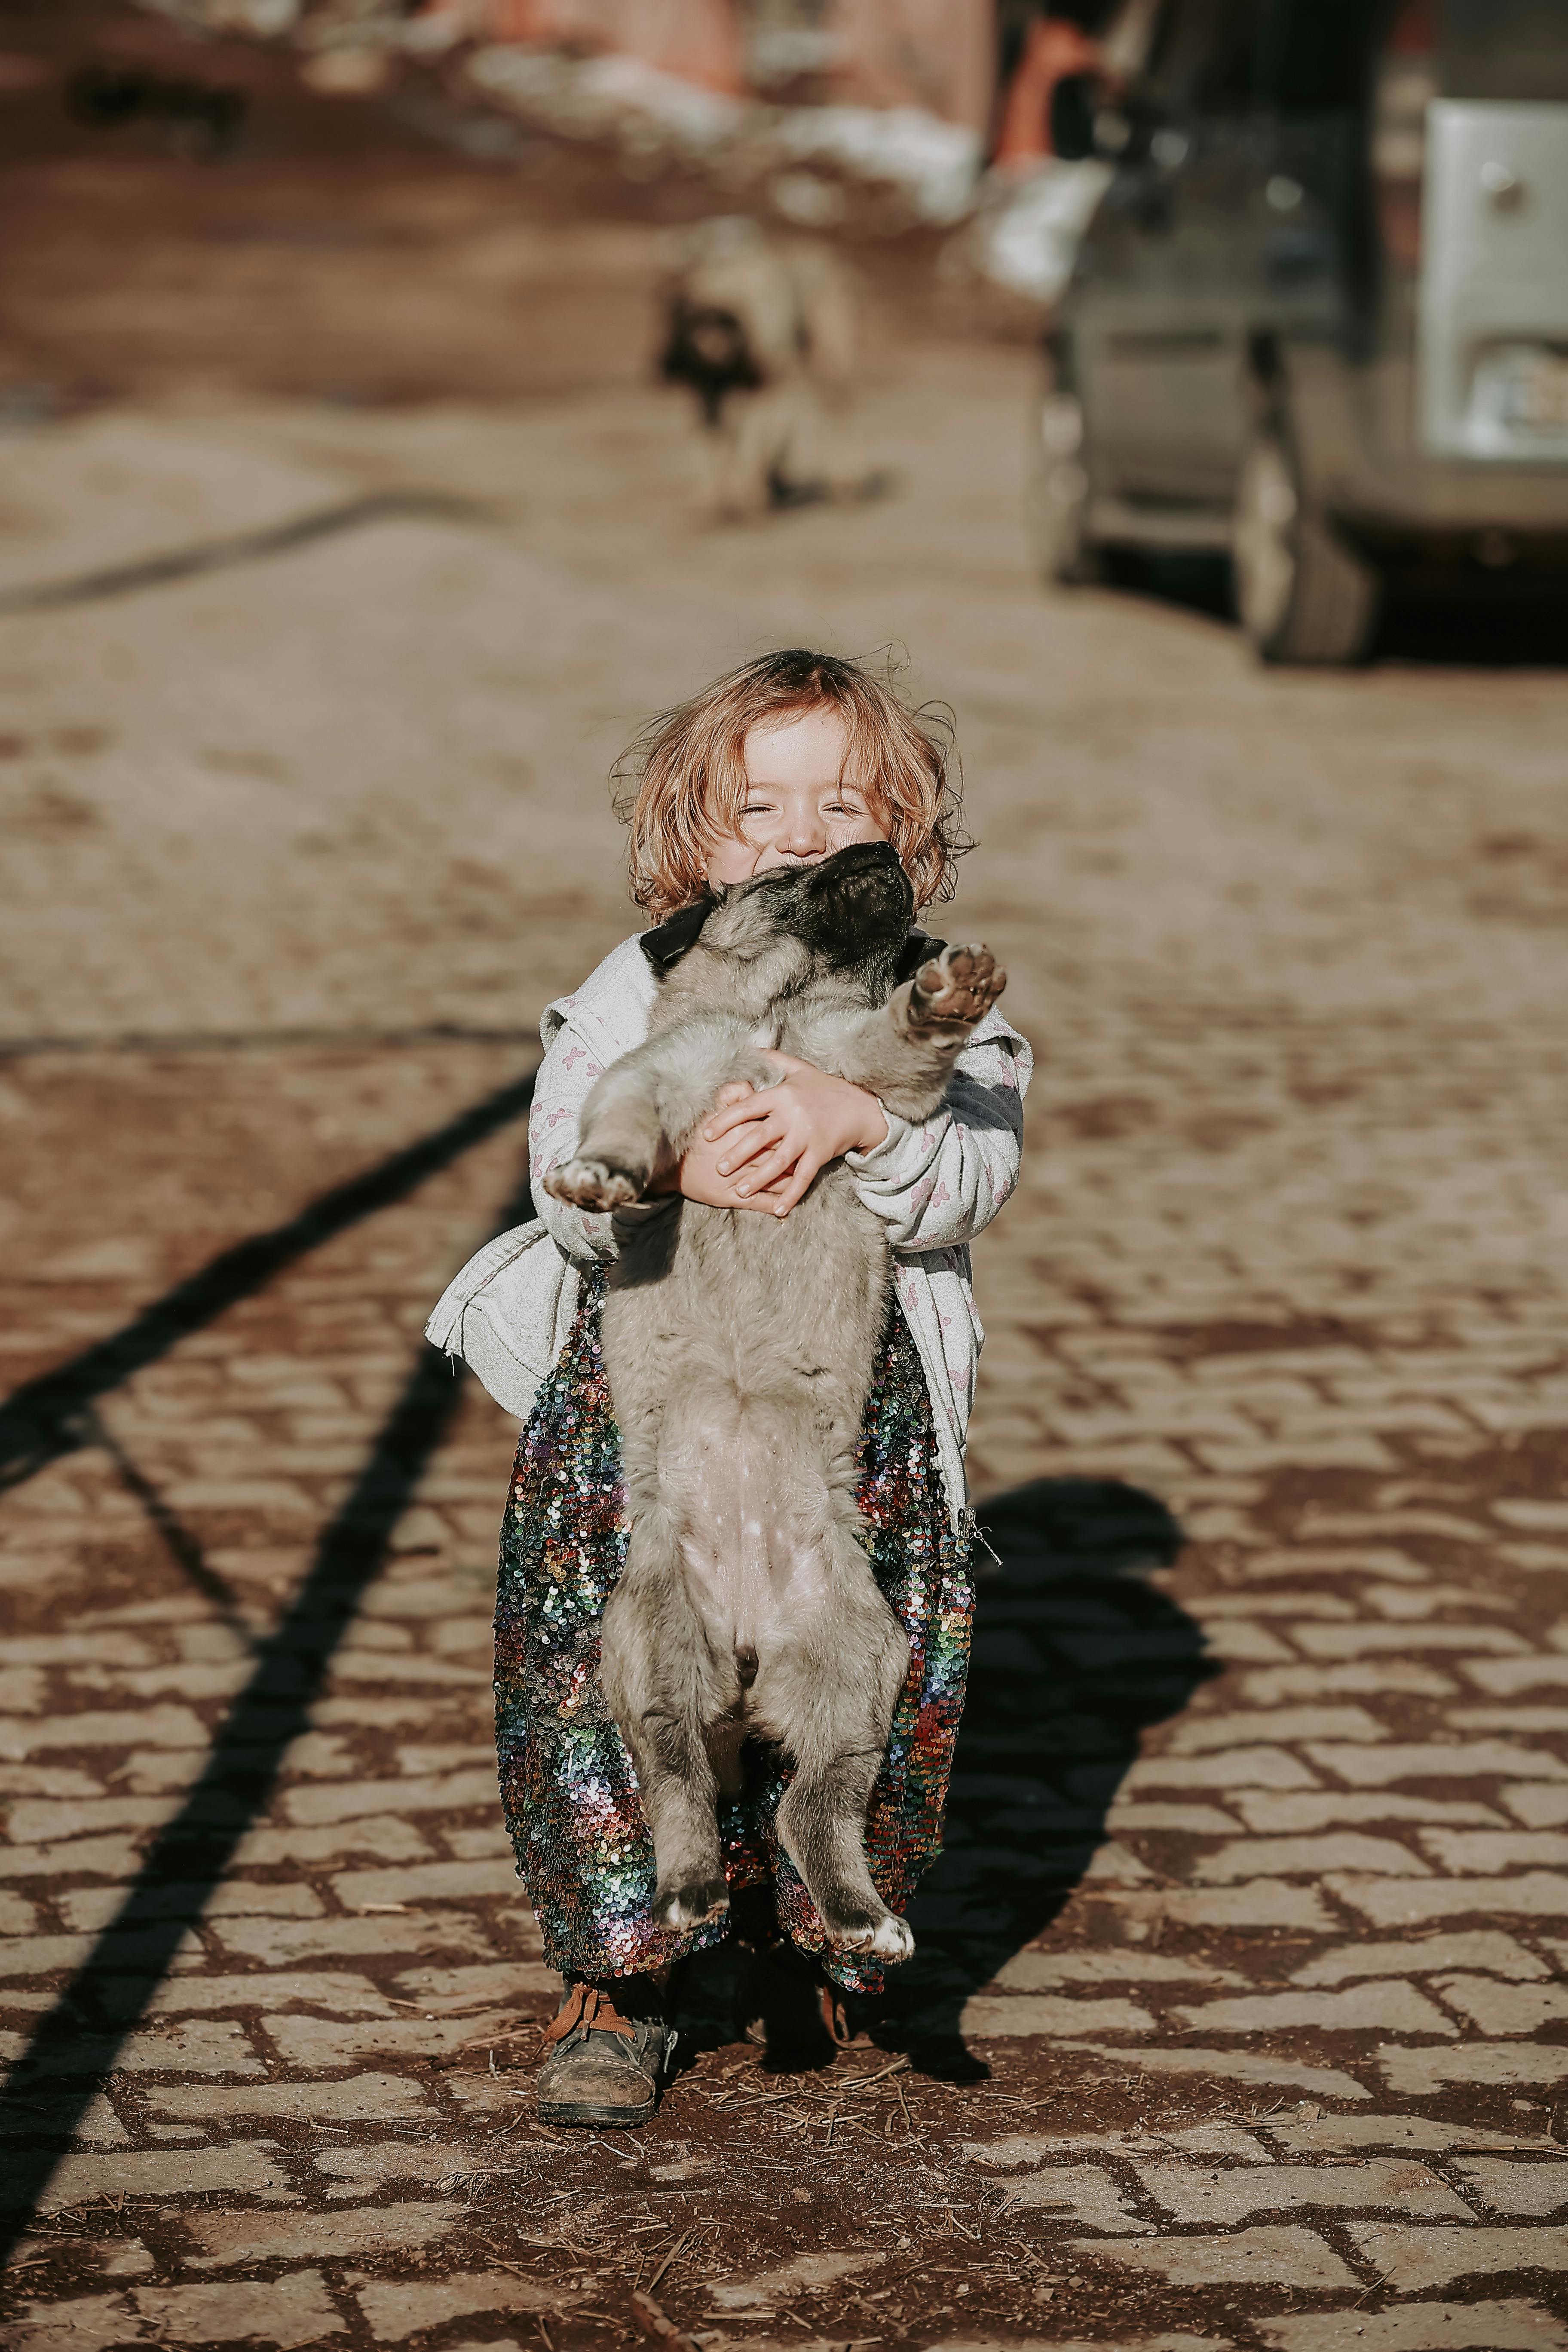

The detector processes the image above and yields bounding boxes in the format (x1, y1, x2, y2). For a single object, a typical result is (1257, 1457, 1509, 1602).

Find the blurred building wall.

(477, 0, 745, 91)
(825, 0, 995, 133)
(469, 0, 998, 126)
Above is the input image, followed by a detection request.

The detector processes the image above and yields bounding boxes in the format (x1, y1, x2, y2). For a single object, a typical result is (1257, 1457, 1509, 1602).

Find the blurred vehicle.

(1031, 0, 1568, 661)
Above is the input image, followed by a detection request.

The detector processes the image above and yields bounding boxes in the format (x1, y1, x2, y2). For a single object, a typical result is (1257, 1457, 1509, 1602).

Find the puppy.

(545, 842, 1004, 1958)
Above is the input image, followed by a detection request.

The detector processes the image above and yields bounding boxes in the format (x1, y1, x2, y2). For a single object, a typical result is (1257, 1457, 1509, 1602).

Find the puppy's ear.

(639, 892, 719, 976)
(895, 931, 946, 985)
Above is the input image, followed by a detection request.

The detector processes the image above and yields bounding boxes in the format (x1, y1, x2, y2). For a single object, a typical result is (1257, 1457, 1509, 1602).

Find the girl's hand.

(662, 1083, 789, 1211)
(701, 1052, 888, 1218)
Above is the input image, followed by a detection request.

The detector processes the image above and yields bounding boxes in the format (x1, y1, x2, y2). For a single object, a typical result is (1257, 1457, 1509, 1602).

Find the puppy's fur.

(545, 843, 1004, 1959)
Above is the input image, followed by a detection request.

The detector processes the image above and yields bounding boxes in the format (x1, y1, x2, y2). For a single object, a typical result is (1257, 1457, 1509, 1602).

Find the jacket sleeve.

(845, 1013, 1031, 1254)
(528, 1016, 620, 1265)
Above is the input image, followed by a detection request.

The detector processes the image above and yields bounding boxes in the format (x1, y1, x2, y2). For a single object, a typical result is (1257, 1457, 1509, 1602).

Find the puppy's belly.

(662, 1392, 830, 1661)
(607, 1177, 889, 1683)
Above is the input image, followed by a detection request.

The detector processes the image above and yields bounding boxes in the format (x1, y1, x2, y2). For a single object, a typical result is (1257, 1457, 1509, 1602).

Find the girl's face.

(704, 705, 891, 887)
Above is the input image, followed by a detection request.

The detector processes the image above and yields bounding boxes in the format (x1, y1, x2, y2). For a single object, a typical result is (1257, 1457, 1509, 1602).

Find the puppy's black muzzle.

(789, 841, 913, 966)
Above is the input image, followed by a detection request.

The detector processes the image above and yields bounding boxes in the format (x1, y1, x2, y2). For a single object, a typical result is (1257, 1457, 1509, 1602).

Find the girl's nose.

(779, 809, 826, 858)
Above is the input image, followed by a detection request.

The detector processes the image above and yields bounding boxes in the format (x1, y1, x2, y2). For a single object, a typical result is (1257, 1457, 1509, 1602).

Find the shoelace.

(818, 1985, 853, 2048)
(541, 1981, 640, 2048)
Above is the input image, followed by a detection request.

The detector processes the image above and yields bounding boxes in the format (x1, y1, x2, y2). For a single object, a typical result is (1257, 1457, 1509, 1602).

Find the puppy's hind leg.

(777, 1744, 913, 1962)
(600, 1516, 729, 1932)
(768, 1540, 913, 1961)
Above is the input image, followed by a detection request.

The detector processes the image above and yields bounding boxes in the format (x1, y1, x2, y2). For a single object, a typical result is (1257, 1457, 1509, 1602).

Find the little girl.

(430, 649, 1030, 2127)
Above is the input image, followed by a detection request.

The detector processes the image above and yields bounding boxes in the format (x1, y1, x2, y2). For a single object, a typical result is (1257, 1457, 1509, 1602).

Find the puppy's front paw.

(543, 1156, 646, 1212)
(911, 943, 1006, 1030)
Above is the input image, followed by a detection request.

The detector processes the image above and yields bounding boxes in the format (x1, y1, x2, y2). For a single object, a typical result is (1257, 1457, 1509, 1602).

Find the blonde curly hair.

(612, 648, 970, 920)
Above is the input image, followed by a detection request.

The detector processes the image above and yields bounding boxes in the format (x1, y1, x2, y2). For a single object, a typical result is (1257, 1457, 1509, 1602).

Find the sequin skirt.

(493, 1269, 973, 1995)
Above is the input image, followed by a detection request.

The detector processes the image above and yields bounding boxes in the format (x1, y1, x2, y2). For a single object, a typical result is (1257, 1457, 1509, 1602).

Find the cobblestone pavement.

(4, 322, 1568, 2352)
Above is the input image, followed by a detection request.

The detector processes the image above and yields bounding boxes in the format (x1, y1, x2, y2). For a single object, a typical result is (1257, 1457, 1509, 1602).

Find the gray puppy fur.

(544, 842, 1005, 1961)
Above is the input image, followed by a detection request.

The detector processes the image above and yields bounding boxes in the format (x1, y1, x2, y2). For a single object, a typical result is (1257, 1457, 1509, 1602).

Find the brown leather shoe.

(536, 1983, 674, 2128)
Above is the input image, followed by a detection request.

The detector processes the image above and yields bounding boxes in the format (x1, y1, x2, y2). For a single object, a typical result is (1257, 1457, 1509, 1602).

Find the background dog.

(659, 217, 881, 518)
(545, 842, 1004, 1959)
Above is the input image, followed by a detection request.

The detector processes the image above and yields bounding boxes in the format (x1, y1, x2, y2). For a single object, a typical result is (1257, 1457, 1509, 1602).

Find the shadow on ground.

(1086, 550, 1568, 670)
(869, 1475, 1214, 2077)
(0, 1080, 535, 2259)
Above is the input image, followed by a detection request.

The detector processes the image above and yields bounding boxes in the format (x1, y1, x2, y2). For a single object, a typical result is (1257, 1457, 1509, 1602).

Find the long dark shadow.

(874, 1476, 1215, 2076)
(0, 1166, 533, 2253)
(0, 492, 491, 618)
(83, 1401, 255, 1642)
(0, 1068, 535, 1493)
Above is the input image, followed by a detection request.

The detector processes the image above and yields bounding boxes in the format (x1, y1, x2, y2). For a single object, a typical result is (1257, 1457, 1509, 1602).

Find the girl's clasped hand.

(675, 1055, 889, 1218)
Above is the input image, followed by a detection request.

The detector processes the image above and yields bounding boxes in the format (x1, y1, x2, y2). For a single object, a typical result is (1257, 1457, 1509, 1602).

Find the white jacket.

(426, 932, 1032, 1525)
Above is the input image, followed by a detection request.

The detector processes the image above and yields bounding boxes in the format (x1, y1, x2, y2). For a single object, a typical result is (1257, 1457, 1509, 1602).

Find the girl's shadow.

(865, 1474, 1213, 2078)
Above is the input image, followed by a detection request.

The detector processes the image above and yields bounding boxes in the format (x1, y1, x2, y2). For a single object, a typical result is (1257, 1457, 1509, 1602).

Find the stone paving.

(3, 325, 1568, 2352)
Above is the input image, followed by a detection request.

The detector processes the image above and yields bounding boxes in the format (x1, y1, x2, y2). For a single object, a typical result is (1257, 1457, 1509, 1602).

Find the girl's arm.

(845, 1014, 1031, 1253)
(699, 1011, 1032, 1239)
(528, 1026, 621, 1263)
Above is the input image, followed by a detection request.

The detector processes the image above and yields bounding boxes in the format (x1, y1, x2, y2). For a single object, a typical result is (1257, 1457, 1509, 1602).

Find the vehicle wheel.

(1232, 421, 1380, 664)
(1028, 389, 1103, 586)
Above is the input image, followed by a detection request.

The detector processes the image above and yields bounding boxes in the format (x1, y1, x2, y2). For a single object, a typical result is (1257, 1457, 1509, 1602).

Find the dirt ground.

(4, 7, 1568, 2352)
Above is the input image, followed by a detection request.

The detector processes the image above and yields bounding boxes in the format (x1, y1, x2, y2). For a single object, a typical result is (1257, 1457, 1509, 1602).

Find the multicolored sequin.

(493, 1271, 973, 1995)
